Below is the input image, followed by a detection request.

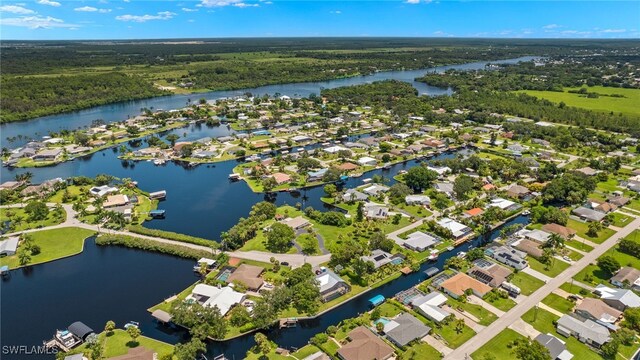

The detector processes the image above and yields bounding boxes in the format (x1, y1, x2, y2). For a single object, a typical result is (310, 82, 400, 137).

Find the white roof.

(404, 231, 439, 249)
(0, 237, 19, 254)
(437, 218, 470, 238)
(324, 145, 348, 153)
(189, 284, 245, 315)
(405, 194, 431, 203)
(197, 258, 216, 266)
(427, 166, 451, 175)
(596, 285, 640, 308)
(357, 156, 377, 164)
(412, 292, 450, 322)
(489, 197, 516, 210)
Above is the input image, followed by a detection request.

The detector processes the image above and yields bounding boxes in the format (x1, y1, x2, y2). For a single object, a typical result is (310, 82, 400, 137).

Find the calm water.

(0, 56, 536, 147)
(0, 56, 536, 358)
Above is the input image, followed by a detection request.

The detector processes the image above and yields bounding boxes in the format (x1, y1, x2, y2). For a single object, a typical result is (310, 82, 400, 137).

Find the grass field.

(471, 328, 526, 360)
(566, 218, 615, 244)
(541, 293, 575, 313)
(528, 255, 570, 277)
(0, 206, 66, 232)
(574, 243, 640, 286)
(76, 330, 174, 359)
(517, 86, 640, 116)
(509, 272, 545, 295)
(0, 227, 95, 269)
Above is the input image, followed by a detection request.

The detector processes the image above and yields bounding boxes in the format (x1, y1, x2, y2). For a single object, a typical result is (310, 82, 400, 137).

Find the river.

(0, 56, 536, 147)
(0, 56, 535, 359)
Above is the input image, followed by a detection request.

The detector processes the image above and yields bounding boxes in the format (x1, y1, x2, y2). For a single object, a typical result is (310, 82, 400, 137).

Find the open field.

(517, 86, 640, 116)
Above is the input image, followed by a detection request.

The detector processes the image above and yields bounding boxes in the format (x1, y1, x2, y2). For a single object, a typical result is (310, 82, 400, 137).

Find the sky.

(1, 1, 638, 40)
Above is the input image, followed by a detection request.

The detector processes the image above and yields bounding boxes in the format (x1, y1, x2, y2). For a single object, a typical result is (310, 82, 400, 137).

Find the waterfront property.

(381, 312, 431, 347)
(186, 284, 246, 315)
(316, 268, 351, 302)
(439, 273, 492, 299)
(336, 326, 395, 360)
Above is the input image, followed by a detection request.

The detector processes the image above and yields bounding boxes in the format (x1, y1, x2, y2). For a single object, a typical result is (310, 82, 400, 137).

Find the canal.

(0, 56, 536, 359)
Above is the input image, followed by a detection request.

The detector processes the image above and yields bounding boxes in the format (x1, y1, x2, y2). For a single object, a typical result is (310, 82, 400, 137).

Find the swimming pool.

(217, 269, 232, 282)
(374, 318, 391, 326)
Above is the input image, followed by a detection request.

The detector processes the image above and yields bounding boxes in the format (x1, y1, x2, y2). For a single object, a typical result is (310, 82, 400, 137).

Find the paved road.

(1, 204, 332, 268)
(445, 215, 640, 360)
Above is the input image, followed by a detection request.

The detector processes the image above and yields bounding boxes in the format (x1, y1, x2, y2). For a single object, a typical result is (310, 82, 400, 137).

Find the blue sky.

(1, 1, 638, 40)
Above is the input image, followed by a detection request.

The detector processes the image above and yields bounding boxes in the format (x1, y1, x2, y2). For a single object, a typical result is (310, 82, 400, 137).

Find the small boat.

(457, 251, 467, 259)
(446, 246, 454, 251)
(382, 163, 392, 170)
(350, 172, 363, 178)
(362, 178, 373, 183)
(522, 209, 531, 215)
(428, 250, 439, 262)
(153, 159, 165, 165)
(0, 265, 9, 277)
(124, 321, 140, 329)
(228, 173, 241, 181)
(296, 148, 305, 152)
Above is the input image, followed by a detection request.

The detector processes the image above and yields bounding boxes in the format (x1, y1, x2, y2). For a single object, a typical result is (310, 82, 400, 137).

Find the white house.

(357, 156, 377, 166)
(437, 218, 472, 240)
(186, 284, 246, 315)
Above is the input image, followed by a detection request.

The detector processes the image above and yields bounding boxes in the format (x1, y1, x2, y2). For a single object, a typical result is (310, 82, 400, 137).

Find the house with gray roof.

(342, 189, 368, 203)
(595, 284, 640, 311)
(402, 231, 439, 252)
(0, 237, 19, 256)
(383, 313, 431, 347)
(361, 249, 393, 269)
(572, 207, 606, 222)
(316, 269, 350, 302)
(535, 333, 574, 360)
(411, 292, 450, 323)
(556, 315, 610, 348)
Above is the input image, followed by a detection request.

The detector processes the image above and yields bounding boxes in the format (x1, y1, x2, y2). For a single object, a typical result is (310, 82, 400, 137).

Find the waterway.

(0, 56, 536, 359)
(1, 56, 536, 147)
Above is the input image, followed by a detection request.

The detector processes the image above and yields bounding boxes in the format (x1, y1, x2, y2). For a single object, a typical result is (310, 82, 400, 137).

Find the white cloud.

(37, 0, 61, 7)
(330, 10, 341, 14)
(1, 15, 77, 29)
(0, 5, 35, 14)
(199, 0, 258, 7)
(187, 19, 195, 22)
(123, 0, 130, 2)
(405, 0, 431, 3)
(75, 6, 112, 13)
(75, 6, 97, 12)
(600, 29, 626, 33)
(182, 7, 198, 12)
(116, 11, 176, 22)
(542, 24, 560, 29)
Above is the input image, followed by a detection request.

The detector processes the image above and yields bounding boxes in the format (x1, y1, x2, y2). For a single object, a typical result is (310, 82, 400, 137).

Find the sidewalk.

(509, 318, 540, 338)
(522, 266, 552, 282)
(422, 335, 453, 356)
(468, 295, 505, 317)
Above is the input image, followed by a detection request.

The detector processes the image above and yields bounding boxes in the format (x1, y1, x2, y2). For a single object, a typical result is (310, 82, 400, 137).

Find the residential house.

(437, 218, 473, 240)
(34, 148, 63, 162)
(342, 189, 368, 203)
(427, 166, 451, 177)
(542, 223, 576, 239)
(186, 284, 246, 315)
(535, 333, 574, 360)
(574, 298, 622, 325)
(337, 162, 359, 172)
(595, 285, 640, 311)
(556, 315, 610, 348)
(405, 194, 431, 207)
(364, 203, 389, 220)
(361, 249, 394, 269)
(280, 216, 311, 231)
(362, 184, 389, 197)
(610, 267, 640, 291)
(440, 273, 492, 299)
(572, 207, 606, 222)
(316, 269, 350, 302)
(0, 237, 19, 256)
(103, 194, 130, 208)
(487, 245, 528, 270)
(575, 167, 599, 176)
(357, 156, 377, 167)
(307, 169, 328, 182)
(403, 231, 440, 252)
(512, 239, 544, 258)
(382, 313, 431, 347)
(271, 172, 291, 185)
(0, 181, 21, 190)
(464, 207, 485, 218)
(488, 197, 520, 212)
(227, 264, 265, 291)
(434, 182, 455, 197)
(522, 229, 551, 244)
(411, 292, 451, 323)
(336, 326, 394, 360)
(467, 259, 512, 288)
(506, 184, 531, 199)
(89, 185, 118, 197)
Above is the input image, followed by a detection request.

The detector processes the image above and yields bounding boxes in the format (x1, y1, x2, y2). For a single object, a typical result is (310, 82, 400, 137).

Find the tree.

(126, 326, 141, 344)
(404, 166, 438, 192)
(180, 144, 194, 157)
(24, 201, 49, 221)
(324, 184, 337, 197)
(254, 333, 272, 357)
(166, 134, 180, 146)
(104, 320, 116, 335)
(369, 231, 394, 252)
(466, 248, 485, 261)
(388, 183, 413, 204)
(17, 248, 31, 266)
(513, 338, 552, 360)
(356, 202, 364, 222)
(174, 338, 206, 360)
(454, 318, 465, 334)
(587, 221, 602, 237)
(453, 174, 475, 200)
(229, 304, 251, 327)
(250, 201, 277, 219)
(376, 321, 385, 333)
(597, 255, 620, 277)
(623, 307, 640, 331)
(297, 158, 321, 171)
(322, 167, 342, 182)
(601, 338, 620, 359)
(262, 177, 278, 193)
(266, 222, 295, 253)
(546, 233, 565, 250)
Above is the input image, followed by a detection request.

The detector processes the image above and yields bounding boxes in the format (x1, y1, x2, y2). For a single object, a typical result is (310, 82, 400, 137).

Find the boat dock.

(279, 318, 298, 328)
(149, 210, 166, 218)
(149, 190, 167, 200)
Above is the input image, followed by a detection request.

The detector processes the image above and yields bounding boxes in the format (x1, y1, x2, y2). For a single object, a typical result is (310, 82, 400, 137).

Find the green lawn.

(528, 255, 570, 277)
(0, 206, 66, 232)
(609, 212, 634, 228)
(566, 238, 595, 252)
(378, 301, 404, 318)
(567, 218, 615, 244)
(435, 320, 476, 349)
(522, 307, 559, 334)
(403, 342, 442, 359)
(517, 86, 640, 116)
(0, 227, 95, 269)
(509, 272, 545, 295)
(291, 345, 323, 359)
(471, 328, 527, 360)
(574, 245, 640, 286)
(559, 282, 597, 298)
(485, 295, 517, 312)
(541, 293, 575, 313)
(394, 204, 433, 219)
(76, 330, 174, 359)
(447, 298, 498, 326)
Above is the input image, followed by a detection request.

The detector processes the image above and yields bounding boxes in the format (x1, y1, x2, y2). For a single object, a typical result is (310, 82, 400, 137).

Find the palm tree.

(547, 233, 565, 249)
(15, 172, 33, 184)
(454, 319, 465, 334)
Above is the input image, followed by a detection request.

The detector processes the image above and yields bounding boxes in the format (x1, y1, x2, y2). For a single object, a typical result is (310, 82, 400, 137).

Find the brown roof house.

(542, 223, 577, 240)
(271, 172, 291, 185)
(506, 184, 531, 199)
(575, 298, 622, 325)
(513, 239, 544, 258)
(610, 267, 640, 291)
(337, 326, 395, 360)
(227, 264, 265, 291)
(440, 273, 492, 299)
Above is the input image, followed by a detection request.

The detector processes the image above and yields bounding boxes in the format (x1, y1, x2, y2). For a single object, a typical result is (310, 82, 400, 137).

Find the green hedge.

(96, 234, 212, 259)
(128, 225, 218, 248)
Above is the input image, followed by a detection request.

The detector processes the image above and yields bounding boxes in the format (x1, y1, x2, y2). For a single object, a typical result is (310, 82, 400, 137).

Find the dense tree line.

(321, 80, 418, 107)
(1, 72, 166, 123)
